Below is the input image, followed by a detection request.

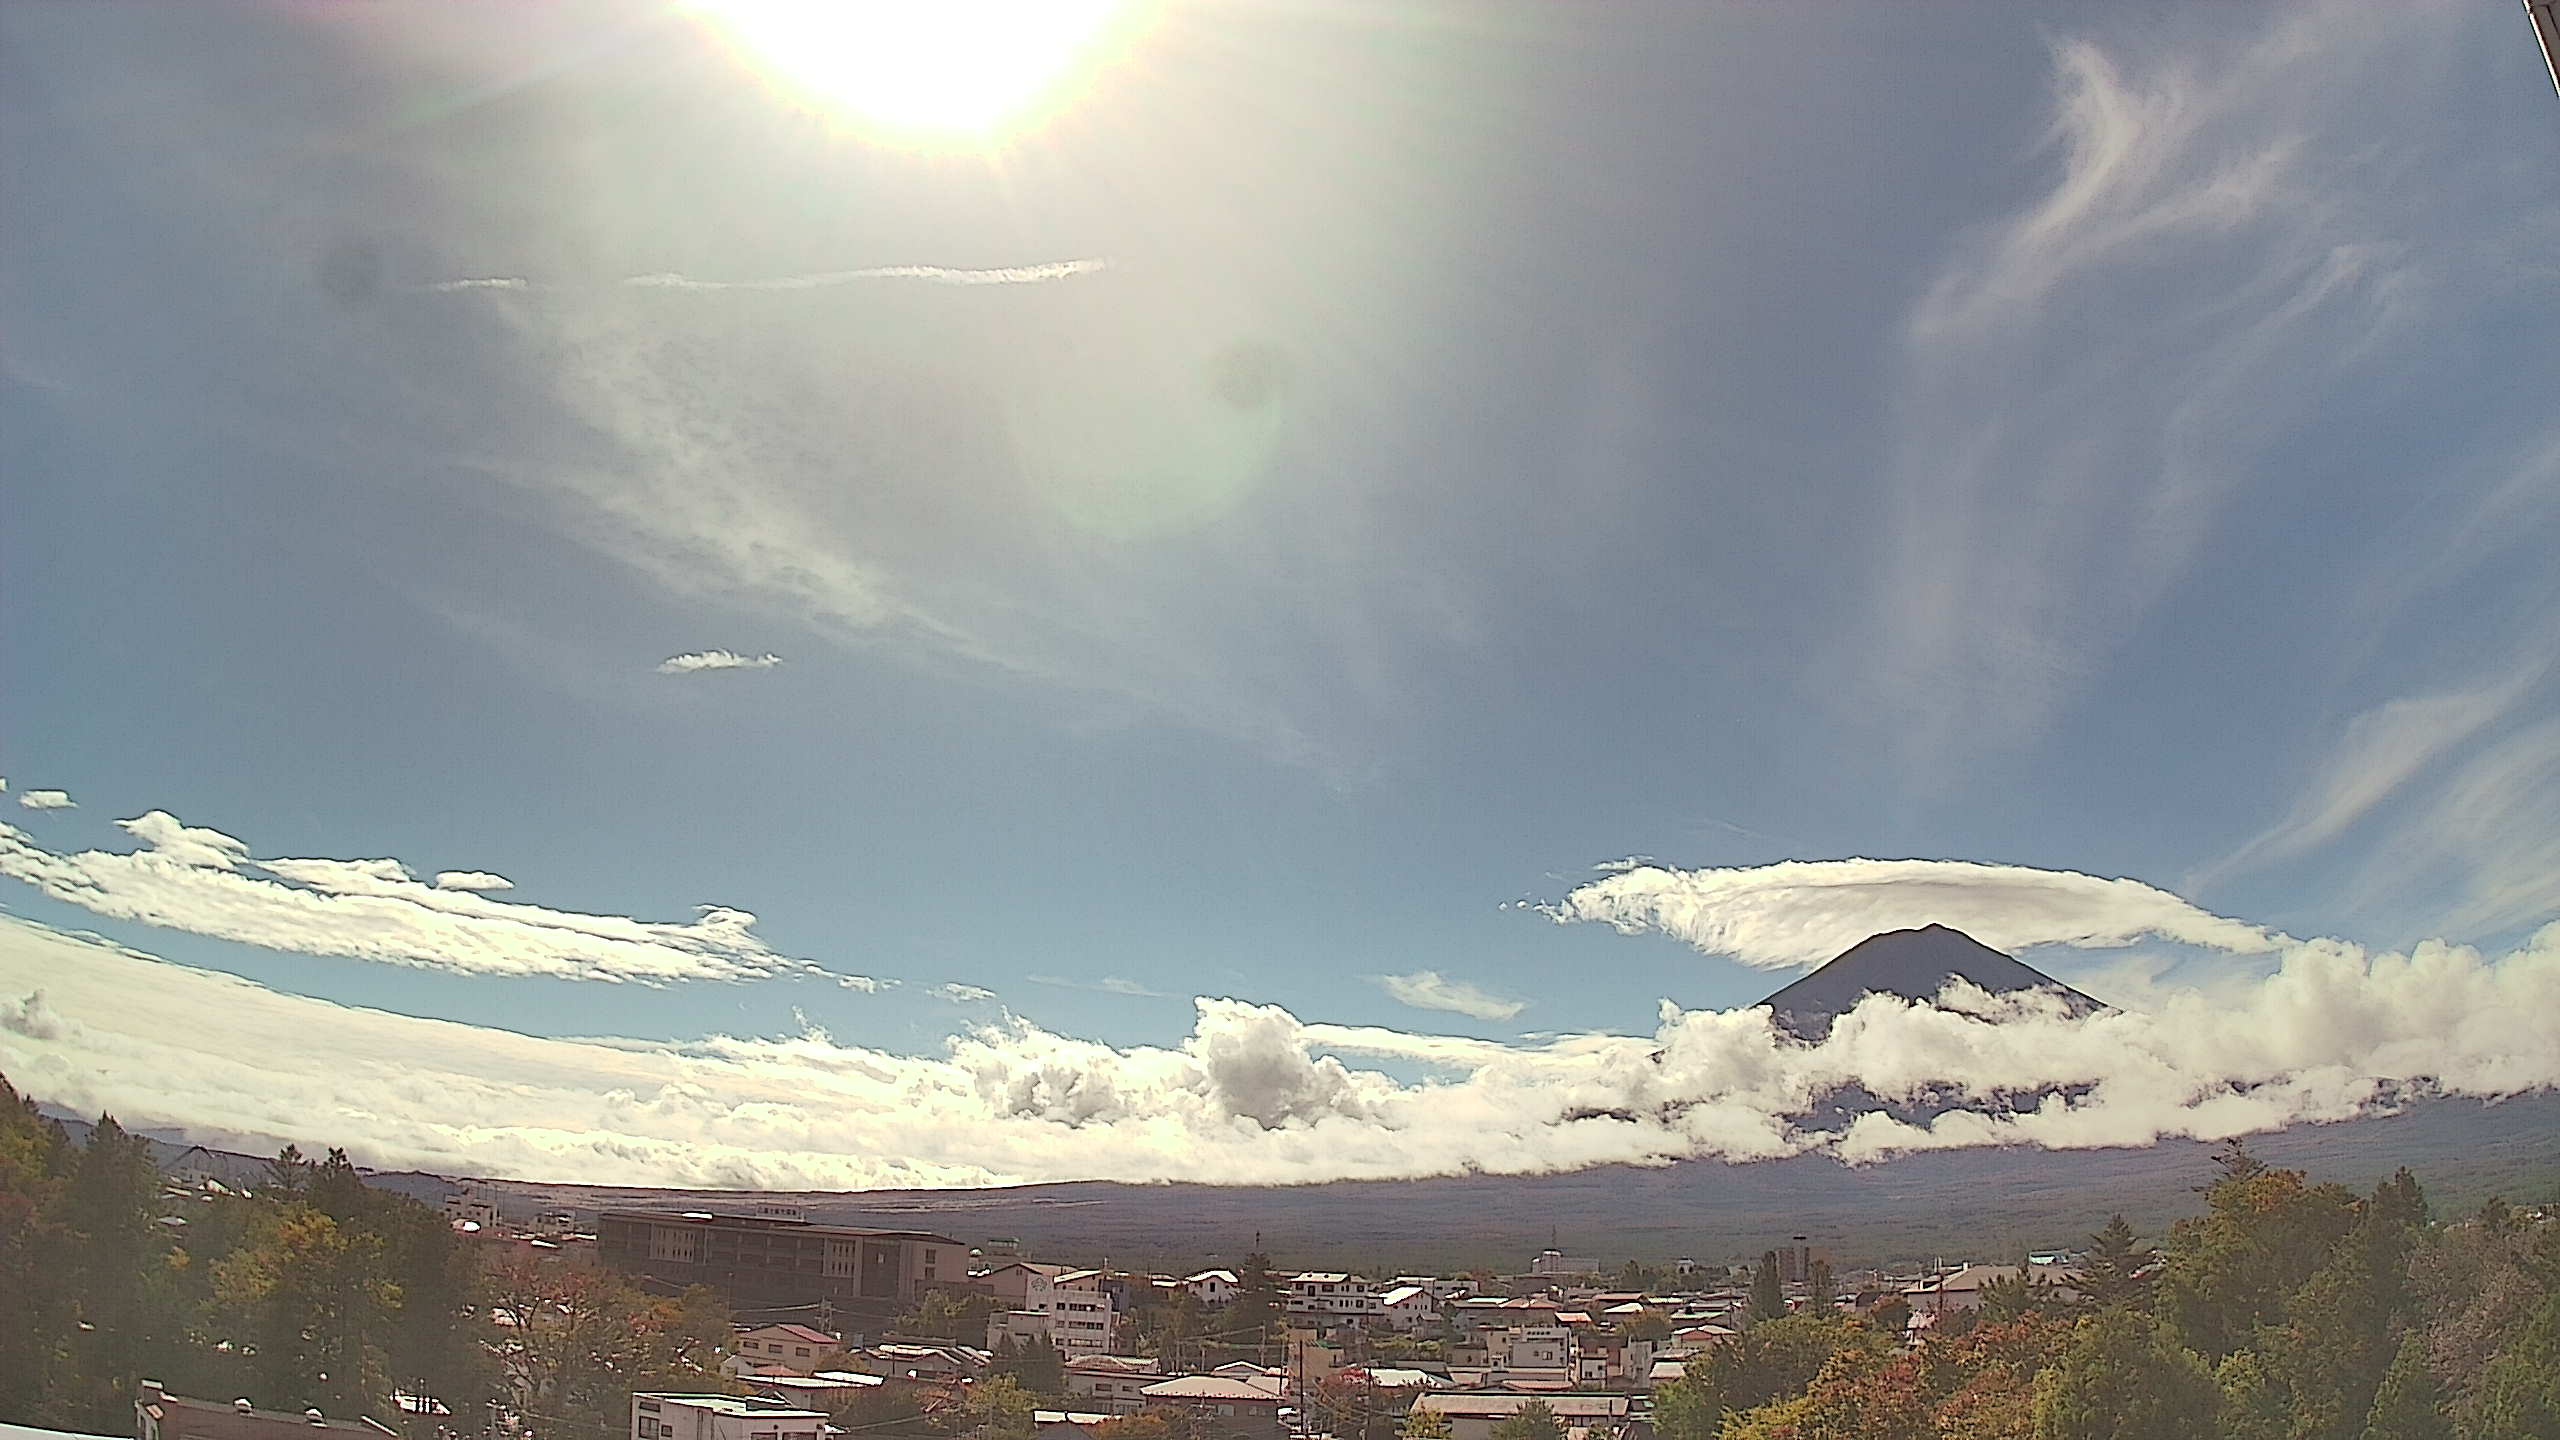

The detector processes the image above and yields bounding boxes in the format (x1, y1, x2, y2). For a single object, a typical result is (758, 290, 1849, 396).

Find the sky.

(2, 0, 2558, 1188)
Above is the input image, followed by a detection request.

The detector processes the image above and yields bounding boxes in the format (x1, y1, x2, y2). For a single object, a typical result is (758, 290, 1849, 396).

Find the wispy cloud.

(658, 649, 783, 674)
(432, 870, 515, 892)
(1861, 11, 2438, 780)
(933, 982, 997, 1004)
(1026, 974, 1163, 998)
(1549, 857, 2286, 971)
(1374, 969, 1525, 1022)
(2205, 664, 2548, 885)
(5, 908, 2555, 1187)
(17, 790, 75, 811)
(426, 260, 1106, 295)
(0, 808, 863, 986)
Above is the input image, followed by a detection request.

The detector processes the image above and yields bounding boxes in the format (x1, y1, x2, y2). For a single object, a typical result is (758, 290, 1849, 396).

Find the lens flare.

(689, 0, 1139, 144)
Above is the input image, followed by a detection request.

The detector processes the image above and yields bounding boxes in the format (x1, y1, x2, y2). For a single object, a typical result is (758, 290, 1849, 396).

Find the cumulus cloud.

(1375, 970, 1526, 1021)
(0, 987, 66, 1042)
(18, 790, 75, 811)
(5, 898, 2554, 1187)
(432, 870, 515, 892)
(1550, 857, 2286, 970)
(658, 649, 783, 674)
(0, 812, 821, 985)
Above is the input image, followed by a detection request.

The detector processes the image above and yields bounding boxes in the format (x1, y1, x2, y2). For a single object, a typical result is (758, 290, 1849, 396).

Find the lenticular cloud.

(3, 909, 2554, 1190)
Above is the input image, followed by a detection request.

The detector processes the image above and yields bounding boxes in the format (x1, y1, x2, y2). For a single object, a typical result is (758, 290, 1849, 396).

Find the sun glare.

(691, 0, 1138, 144)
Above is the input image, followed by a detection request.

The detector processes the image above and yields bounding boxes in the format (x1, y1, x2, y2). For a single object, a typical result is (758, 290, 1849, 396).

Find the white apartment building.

(1287, 1273, 1383, 1321)
(631, 1395, 825, 1440)
(1375, 1286, 1440, 1332)
(982, 1263, 1119, 1356)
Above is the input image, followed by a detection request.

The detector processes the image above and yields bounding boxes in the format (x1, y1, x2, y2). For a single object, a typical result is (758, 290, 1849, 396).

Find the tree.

(905, 1285, 997, 1341)
(1750, 1252, 1787, 1324)
(1807, 1259, 1835, 1309)
(1489, 1400, 1564, 1440)
(1096, 1410, 1197, 1440)
(2358, 1331, 2449, 1440)
(996, 1330, 1066, 1396)
(1229, 1251, 1283, 1358)
(2463, 1294, 2560, 1440)
(1869, 1294, 1910, 1339)
(2073, 1216, 2154, 1311)
(957, 1375, 1039, 1440)
(2030, 1310, 2217, 1440)
(482, 1251, 730, 1440)
(1400, 1407, 1452, 1440)
(215, 1203, 398, 1414)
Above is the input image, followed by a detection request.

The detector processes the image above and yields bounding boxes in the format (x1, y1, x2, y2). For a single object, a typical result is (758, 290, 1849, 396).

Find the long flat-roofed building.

(597, 1209, 964, 1312)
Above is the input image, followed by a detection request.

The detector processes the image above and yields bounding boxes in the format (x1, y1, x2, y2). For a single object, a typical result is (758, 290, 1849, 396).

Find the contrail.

(421, 259, 1106, 295)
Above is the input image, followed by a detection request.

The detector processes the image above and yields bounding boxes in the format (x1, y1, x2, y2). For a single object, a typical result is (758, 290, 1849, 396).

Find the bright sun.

(690, 0, 1139, 144)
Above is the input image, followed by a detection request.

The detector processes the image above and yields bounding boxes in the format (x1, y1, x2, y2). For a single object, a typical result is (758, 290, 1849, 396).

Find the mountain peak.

(1756, 925, 2103, 1040)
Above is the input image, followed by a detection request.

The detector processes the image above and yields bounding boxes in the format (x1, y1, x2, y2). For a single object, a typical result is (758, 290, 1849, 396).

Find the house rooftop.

(636, 1397, 828, 1420)
(1141, 1377, 1287, 1402)
(1413, 1395, 1631, 1418)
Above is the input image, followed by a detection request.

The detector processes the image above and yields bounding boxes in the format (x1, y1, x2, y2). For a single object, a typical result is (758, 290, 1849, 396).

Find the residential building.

(1375, 1285, 1439, 1332)
(629, 1395, 825, 1440)
(1528, 1251, 1600, 1279)
(135, 1384, 391, 1440)
(981, 1263, 1119, 1355)
(597, 1210, 962, 1312)
(1063, 1355, 1163, 1412)
(1135, 1377, 1287, 1438)
(1033, 1413, 1113, 1440)
(732, 1324, 842, 1371)
(1409, 1394, 1631, 1440)
(1286, 1273, 1381, 1321)
(1900, 1263, 2080, 1315)
(1183, 1269, 1240, 1306)
(1394, 1275, 1479, 1301)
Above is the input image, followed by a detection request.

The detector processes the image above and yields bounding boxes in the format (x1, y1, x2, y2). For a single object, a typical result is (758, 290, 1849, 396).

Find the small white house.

(1376, 1285, 1439, 1332)
(1184, 1269, 1240, 1307)
(632, 1395, 825, 1440)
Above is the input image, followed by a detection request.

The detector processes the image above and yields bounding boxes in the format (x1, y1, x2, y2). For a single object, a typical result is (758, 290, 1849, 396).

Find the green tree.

(2464, 1294, 2560, 1440)
(2030, 1310, 2217, 1440)
(957, 1374, 1039, 1440)
(1807, 1258, 1835, 1309)
(2072, 1215, 2154, 1311)
(2358, 1331, 2448, 1440)
(1750, 1252, 1787, 1324)
(1489, 1400, 1564, 1440)
(997, 1330, 1066, 1396)
(2214, 1352, 2289, 1440)
(905, 1285, 997, 1341)
(1229, 1251, 1283, 1357)
(1400, 1407, 1452, 1440)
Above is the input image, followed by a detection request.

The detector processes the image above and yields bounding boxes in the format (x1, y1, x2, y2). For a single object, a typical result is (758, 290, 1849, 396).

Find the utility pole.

(2529, 0, 2560, 98)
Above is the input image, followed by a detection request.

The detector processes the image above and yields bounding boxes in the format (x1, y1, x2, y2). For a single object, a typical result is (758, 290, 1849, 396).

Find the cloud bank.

(0, 813, 841, 986)
(1375, 970, 1526, 1021)
(658, 649, 784, 674)
(1549, 858, 2287, 970)
(4, 904, 2554, 1188)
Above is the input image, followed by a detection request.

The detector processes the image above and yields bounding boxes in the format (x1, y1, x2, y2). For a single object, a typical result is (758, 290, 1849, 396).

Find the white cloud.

(1374, 970, 1526, 1021)
(2208, 665, 2547, 883)
(1861, 9, 2454, 778)
(1549, 857, 2286, 971)
(933, 982, 997, 1003)
(1026, 974, 1163, 998)
(0, 810, 833, 986)
(622, 260, 1106, 291)
(433, 870, 515, 891)
(18, 790, 76, 811)
(657, 649, 783, 674)
(0, 987, 66, 1042)
(4, 911, 2555, 1187)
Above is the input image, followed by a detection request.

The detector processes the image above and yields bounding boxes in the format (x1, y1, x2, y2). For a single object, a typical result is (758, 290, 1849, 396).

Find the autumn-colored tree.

(1095, 1409, 1197, 1440)
(1400, 1406, 1453, 1440)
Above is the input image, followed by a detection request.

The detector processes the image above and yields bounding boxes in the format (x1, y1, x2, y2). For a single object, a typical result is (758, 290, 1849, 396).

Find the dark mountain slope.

(1758, 923, 2105, 1038)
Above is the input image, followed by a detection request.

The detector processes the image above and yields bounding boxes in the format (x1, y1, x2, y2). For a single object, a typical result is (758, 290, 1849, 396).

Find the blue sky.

(2, 0, 2557, 1186)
